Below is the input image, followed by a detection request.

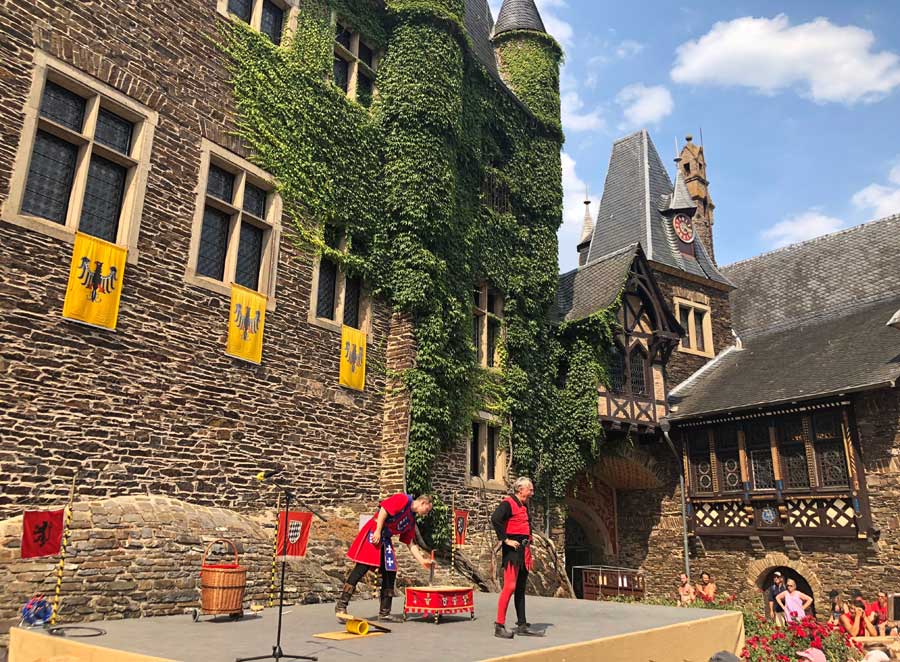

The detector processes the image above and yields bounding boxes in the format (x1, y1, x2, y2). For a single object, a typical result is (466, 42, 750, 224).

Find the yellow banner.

(226, 284, 267, 364)
(339, 325, 366, 391)
(62, 233, 127, 330)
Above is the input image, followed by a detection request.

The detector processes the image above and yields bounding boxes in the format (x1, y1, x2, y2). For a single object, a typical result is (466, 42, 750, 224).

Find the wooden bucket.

(200, 539, 247, 614)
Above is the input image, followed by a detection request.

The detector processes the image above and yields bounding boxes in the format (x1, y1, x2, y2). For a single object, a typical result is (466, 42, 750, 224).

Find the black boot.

(335, 583, 354, 620)
(377, 590, 400, 622)
(515, 623, 544, 637)
(494, 623, 514, 639)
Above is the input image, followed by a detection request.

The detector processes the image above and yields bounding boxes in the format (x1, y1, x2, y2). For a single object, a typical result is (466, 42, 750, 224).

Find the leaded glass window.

(342, 274, 361, 329)
(630, 349, 647, 395)
(817, 442, 849, 487)
(781, 443, 810, 489)
(716, 424, 742, 492)
(260, 0, 284, 44)
(207, 165, 235, 203)
(473, 284, 503, 369)
(332, 22, 379, 103)
(235, 222, 263, 290)
(79, 156, 127, 242)
(608, 345, 626, 391)
(333, 57, 349, 93)
(750, 449, 775, 490)
(95, 109, 133, 154)
(242, 183, 267, 218)
(689, 432, 713, 494)
(21, 131, 78, 224)
(39, 81, 85, 131)
(197, 208, 230, 280)
(227, 0, 252, 22)
(316, 258, 338, 319)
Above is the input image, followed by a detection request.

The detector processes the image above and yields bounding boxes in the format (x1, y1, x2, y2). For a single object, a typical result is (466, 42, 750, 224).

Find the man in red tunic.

(491, 477, 543, 638)
(335, 493, 434, 622)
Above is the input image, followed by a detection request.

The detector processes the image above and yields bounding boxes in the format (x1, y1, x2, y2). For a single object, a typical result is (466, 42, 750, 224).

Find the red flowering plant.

(741, 615, 863, 662)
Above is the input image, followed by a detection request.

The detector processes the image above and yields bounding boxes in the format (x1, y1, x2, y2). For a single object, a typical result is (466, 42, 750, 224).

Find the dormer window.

(674, 297, 713, 358)
(333, 19, 380, 107)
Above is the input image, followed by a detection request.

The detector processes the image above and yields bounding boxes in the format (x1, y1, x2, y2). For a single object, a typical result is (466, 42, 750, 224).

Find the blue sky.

(490, 1, 900, 273)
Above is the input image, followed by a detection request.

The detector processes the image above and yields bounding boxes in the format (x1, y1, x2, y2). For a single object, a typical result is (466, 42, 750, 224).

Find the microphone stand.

(236, 484, 317, 662)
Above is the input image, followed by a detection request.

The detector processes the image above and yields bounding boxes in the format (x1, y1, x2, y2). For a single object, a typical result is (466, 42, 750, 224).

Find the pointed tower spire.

(667, 153, 697, 212)
(577, 195, 594, 266)
(493, 0, 547, 37)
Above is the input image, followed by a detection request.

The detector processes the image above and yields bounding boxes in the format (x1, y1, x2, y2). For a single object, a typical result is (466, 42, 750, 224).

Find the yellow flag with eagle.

(62, 232, 127, 330)
(339, 324, 366, 391)
(226, 283, 267, 364)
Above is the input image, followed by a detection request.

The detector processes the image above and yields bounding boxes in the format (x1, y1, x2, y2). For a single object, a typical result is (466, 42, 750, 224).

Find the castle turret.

(679, 135, 716, 263)
(491, 0, 562, 126)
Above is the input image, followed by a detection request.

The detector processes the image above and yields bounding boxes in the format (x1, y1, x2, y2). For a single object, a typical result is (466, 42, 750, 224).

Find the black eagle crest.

(234, 303, 261, 341)
(343, 340, 364, 373)
(77, 257, 118, 302)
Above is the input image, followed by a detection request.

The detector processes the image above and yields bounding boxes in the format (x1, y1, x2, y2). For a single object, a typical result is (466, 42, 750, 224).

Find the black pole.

(235, 487, 316, 662)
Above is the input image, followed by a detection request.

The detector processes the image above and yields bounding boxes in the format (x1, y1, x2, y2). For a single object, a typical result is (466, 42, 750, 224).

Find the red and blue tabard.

(347, 494, 416, 569)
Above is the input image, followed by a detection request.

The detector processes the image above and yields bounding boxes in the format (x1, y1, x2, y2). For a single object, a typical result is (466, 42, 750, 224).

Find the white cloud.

(671, 15, 900, 105)
(561, 91, 605, 132)
(761, 211, 845, 248)
(851, 161, 900, 219)
(615, 40, 644, 59)
(535, 0, 573, 47)
(616, 84, 673, 130)
(585, 41, 645, 89)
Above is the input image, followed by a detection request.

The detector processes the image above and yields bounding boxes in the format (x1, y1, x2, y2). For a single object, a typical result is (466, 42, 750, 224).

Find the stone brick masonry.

(0, 2, 390, 518)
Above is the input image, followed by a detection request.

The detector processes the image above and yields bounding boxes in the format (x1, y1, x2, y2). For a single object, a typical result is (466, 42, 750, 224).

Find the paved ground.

(31, 594, 728, 662)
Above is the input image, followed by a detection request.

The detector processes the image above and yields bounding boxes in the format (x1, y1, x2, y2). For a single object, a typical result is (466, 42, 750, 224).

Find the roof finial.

(580, 192, 594, 244)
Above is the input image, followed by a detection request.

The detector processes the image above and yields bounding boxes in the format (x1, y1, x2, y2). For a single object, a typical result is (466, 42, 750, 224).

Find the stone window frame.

(673, 296, 714, 358)
(332, 13, 381, 106)
(1, 50, 158, 265)
(473, 283, 504, 369)
(184, 139, 282, 310)
(216, 0, 300, 45)
(468, 411, 507, 491)
(307, 234, 373, 337)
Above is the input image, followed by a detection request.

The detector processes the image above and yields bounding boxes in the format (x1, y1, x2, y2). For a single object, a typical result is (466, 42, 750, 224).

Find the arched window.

(608, 345, 626, 392)
(630, 348, 647, 395)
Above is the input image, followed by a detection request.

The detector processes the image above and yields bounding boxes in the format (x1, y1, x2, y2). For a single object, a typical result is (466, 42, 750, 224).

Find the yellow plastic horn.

(346, 619, 370, 636)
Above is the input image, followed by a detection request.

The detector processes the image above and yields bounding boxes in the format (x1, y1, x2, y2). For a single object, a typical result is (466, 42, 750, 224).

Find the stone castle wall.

(621, 387, 900, 610)
(0, 0, 391, 520)
(652, 269, 732, 388)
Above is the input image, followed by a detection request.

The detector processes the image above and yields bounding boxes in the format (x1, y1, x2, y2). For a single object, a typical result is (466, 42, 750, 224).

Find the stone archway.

(747, 552, 824, 614)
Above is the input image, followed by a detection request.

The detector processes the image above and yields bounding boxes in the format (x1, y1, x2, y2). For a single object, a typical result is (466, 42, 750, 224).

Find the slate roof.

(463, 0, 499, 77)
(722, 214, 900, 338)
(551, 244, 638, 323)
(667, 161, 696, 212)
(669, 296, 900, 419)
(586, 130, 731, 286)
(493, 0, 546, 36)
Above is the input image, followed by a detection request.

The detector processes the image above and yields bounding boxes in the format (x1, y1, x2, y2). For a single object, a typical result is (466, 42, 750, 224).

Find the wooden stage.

(9, 593, 744, 662)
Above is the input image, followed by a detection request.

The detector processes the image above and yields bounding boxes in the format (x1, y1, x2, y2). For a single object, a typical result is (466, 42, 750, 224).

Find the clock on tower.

(672, 213, 695, 243)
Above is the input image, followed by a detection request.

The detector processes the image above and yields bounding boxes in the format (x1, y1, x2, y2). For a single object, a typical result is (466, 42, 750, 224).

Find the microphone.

(256, 469, 283, 482)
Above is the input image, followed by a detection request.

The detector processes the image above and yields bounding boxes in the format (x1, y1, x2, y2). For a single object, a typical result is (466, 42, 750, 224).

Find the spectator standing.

(777, 579, 813, 624)
(767, 571, 788, 626)
(677, 573, 696, 606)
(697, 572, 718, 603)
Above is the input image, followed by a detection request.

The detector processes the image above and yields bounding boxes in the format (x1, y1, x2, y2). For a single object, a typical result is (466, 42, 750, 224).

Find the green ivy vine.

(217, 0, 618, 545)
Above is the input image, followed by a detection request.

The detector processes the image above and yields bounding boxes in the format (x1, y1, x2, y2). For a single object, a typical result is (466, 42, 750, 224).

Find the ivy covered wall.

(218, 0, 618, 543)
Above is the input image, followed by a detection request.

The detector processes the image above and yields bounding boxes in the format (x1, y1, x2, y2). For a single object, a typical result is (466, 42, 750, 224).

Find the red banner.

(21, 510, 65, 559)
(453, 509, 469, 546)
(276, 511, 313, 558)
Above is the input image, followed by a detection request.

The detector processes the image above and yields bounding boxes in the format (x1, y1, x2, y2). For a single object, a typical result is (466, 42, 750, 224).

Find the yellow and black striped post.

(50, 473, 77, 625)
(268, 493, 282, 608)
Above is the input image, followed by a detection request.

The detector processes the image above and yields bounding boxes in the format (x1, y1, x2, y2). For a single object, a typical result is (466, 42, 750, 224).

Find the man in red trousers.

(491, 477, 543, 638)
(335, 493, 434, 622)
